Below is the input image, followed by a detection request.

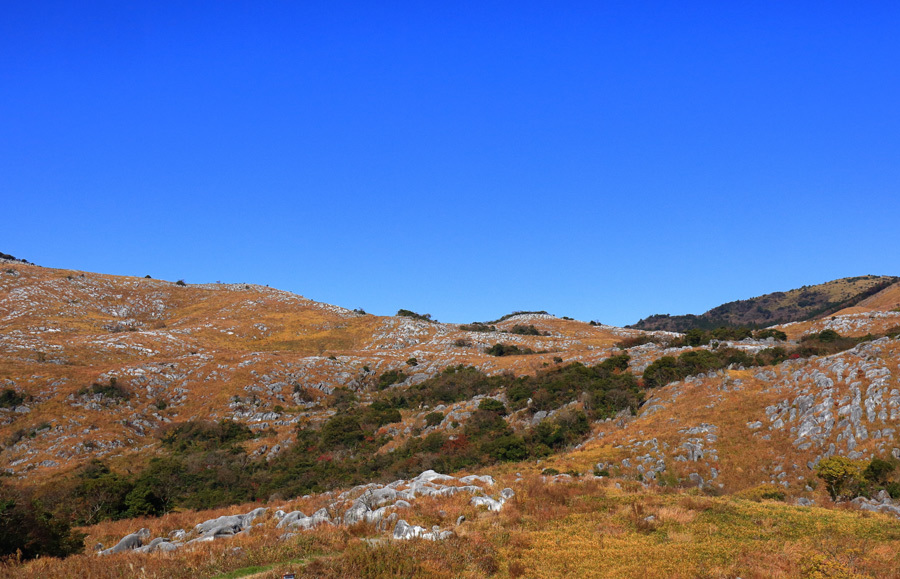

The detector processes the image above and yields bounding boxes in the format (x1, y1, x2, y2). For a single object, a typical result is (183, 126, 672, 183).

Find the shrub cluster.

(816, 455, 900, 501)
(0, 481, 84, 560)
(397, 309, 434, 322)
(485, 343, 538, 356)
(11, 359, 642, 547)
(459, 322, 496, 332)
(643, 330, 882, 388)
(509, 324, 548, 336)
(76, 378, 131, 402)
(377, 369, 408, 390)
(0, 388, 25, 408)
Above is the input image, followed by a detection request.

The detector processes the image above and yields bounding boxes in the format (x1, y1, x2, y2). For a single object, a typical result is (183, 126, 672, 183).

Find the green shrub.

(754, 328, 787, 341)
(362, 400, 402, 427)
(377, 369, 408, 390)
(485, 343, 536, 356)
(397, 309, 434, 322)
(406, 357, 418, 366)
(459, 322, 496, 332)
(482, 435, 527, 461)
(321, 414, 366, 448)
(478, 398, 507, 415)
(0, 481, 85, 560)
(424, 412, 444, 427)
(615, 335, 661, 349)
(78, 378, 131, 401)
(863, 457, 895, 486)
(510, 324, 543, 336)
(0, 388, 24, 408)
(160, 419, 253, 453)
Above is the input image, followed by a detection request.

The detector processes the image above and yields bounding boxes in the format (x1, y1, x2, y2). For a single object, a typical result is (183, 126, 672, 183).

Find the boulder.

(100, 528, 150, 555)
(393, 519, 425, 540)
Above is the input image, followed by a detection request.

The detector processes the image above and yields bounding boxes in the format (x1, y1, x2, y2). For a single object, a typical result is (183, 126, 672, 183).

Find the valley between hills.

(3, 257, 900, 578)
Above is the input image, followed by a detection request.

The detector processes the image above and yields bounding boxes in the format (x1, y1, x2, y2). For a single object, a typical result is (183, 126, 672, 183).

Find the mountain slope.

(629, 275, 899, 332)
(0, 261, 642, 480)
(4, 260, 900, 577)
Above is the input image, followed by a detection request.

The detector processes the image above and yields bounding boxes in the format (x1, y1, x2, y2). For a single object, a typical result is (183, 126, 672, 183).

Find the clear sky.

(3, 2, 899, 326)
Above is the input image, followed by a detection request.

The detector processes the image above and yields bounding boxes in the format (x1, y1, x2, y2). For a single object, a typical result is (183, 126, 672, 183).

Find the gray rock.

(280, 508, 331, 531)
(100, 528, 150, 555)
(194, 507, 267, 536)
(393, 519, 425, 540)
(343, 500, 371, 525)
(471, 496, 503, 512)
(136, 537, 173, 553)
(795, 498, 813, 507)
(459, 474, 495, 486)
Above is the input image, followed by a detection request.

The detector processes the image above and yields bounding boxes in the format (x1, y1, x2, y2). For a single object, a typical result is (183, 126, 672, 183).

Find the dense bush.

(0, 481, 85, 560)
(77, 378, 131, 401)
(510, 324, 546, 336)
(159, 419, 254, 453)
(643, 348, 754, 388)
(361, 400, 402, 427)
(377, 369, 408, 390)
(0, 388, 24, 408)
(321, 414, 366, 448)
(478, 398, 507, 415)
(485, 343, 536, 356)
(527, 410, 590, 455)
(754, 328, 788, 341)
(397, 309, 434, 322)
(424, 412, 444, 427)
(615, 335, 663, 349)
(643, 329, 883, 389)
(512, 356, 641, 417)
(407, 365, 499, 406)
(459, 322, 496, 332)
(664, 326, 789, 348)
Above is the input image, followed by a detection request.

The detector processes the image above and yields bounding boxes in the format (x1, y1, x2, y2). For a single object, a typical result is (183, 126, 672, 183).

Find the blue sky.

(3, 2, 899, 326)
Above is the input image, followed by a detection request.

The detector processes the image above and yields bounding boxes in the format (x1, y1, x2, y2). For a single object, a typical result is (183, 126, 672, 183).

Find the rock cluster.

(96, 470, 505, 556)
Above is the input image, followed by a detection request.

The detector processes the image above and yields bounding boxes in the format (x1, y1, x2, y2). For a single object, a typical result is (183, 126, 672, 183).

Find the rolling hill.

(629, 275, 899, 331)
(4, 259, 900, 578)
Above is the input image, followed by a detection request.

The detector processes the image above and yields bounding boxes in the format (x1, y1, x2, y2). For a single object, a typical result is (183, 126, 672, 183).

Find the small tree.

(816, 456, 863, 501)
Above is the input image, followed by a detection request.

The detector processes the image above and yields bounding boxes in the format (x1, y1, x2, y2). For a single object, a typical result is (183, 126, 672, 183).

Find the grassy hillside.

(630, 275, 899, 331)
(4, 261, 900, 577)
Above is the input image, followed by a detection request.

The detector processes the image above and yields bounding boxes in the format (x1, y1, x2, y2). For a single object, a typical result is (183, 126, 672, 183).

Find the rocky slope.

(0, 262, 644, 479)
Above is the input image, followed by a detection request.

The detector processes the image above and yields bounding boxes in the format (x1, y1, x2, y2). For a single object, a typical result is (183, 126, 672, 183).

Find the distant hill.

(629, 275, 900, 332)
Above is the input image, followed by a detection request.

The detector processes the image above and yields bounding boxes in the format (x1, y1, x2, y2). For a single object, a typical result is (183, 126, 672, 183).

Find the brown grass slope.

(0, 262, 641, 481)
